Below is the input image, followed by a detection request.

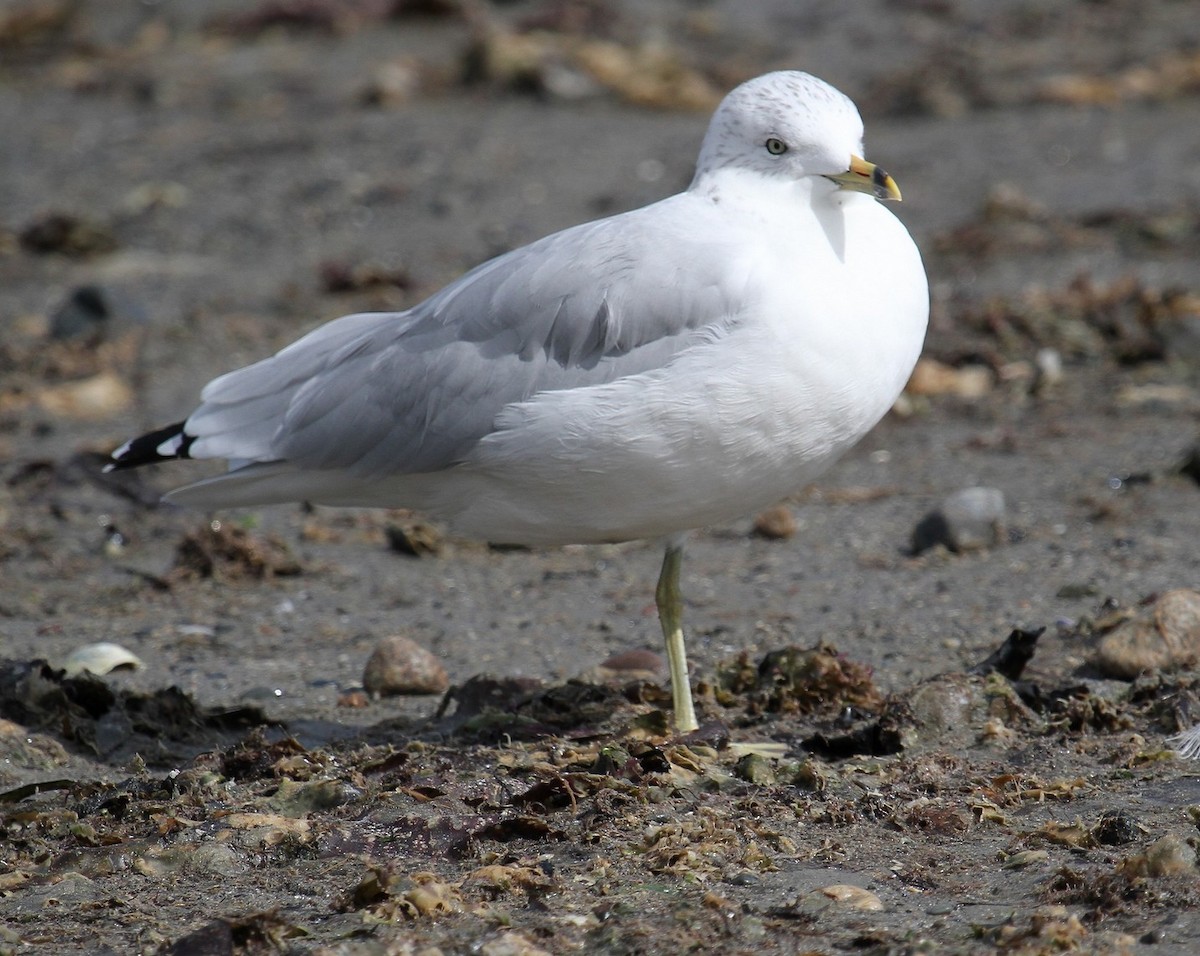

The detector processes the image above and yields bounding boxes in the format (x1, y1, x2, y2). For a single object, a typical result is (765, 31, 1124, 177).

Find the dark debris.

(0, 659, 274, 761)
(171, 522, 303, 581)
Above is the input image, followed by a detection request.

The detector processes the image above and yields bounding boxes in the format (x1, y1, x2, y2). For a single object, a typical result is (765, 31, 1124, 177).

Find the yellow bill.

(826, 154, 902, 201)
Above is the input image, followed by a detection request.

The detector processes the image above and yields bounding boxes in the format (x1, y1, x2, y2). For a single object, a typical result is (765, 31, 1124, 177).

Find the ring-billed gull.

(109, 71, 928, 734)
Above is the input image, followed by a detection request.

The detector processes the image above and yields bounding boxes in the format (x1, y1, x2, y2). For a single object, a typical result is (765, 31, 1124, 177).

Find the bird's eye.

(765, 137, 787, 156)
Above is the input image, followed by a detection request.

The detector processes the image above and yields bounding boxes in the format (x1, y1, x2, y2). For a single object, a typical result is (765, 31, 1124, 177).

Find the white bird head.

(693, 71, 899, 201)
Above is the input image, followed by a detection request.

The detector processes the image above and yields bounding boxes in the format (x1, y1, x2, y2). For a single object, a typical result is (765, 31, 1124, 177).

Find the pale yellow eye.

(765, 137, 787, 155)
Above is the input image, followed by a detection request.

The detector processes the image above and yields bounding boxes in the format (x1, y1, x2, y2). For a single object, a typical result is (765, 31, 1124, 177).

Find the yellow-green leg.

(655, 543, 698, 733)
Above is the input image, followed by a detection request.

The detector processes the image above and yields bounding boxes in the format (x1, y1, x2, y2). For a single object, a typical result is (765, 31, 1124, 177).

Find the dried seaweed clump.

(949, 274, 1200, 366)
(715, 644, 884, 719)
(171, 522, 302, 581)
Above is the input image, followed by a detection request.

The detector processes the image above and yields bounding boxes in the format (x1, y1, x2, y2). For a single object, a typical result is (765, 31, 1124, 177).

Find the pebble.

(1120, 835, 1196, 878)
(752, 503, 797, 540)
(361, 56, 425, 106)
(34, 370, 134, 420)
(904, 674, 989, 751)
(337, 688, 371, 708)
(576, 648, 665, 685)
(268, 778, 362, 816)
(1034, 347, 1064, 388)
(49, 284, 144, 343)
(363, 635, 449, 696)
(1095, 589, 1200, 679)
(905, 357, 993, 399)
(385, 519, 444, 557)
(819, 884, 884, 911)
(1151, 837, 1198, 877)
(911, 486, 1007, 554)
(733, 752, 777, 785)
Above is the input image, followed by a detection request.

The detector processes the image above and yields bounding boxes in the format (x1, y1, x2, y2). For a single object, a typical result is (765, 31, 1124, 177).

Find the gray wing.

(184, 197, 747, 478)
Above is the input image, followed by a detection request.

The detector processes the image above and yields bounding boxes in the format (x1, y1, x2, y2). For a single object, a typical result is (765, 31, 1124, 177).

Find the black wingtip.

(107, 421, 194, 472)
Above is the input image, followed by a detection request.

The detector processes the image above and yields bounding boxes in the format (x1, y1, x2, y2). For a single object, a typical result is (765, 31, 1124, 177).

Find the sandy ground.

(4, 1, 1200, 953)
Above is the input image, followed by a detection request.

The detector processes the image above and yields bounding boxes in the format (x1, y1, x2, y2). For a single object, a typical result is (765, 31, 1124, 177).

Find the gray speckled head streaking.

(692, 71, 865, 185)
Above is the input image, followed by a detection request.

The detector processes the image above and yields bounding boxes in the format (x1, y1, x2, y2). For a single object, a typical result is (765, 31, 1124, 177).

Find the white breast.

(410, 189, 928, 546)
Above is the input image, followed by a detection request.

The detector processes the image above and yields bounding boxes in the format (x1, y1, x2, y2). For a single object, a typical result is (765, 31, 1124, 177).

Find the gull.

(109, 71, 928, 734)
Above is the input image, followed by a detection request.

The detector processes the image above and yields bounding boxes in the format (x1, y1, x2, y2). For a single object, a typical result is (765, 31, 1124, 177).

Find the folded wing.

(166, 198, 748, 482)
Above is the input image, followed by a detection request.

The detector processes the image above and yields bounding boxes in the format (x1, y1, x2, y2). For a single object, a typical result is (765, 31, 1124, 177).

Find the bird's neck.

(687, 167, 826, 220)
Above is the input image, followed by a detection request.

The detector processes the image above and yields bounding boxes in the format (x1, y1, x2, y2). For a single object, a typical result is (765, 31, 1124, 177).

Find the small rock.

(1095, 589, 1200, 679)
(733, 752, 777, 785)
(789, 758, 830, 791)
(752, 503, 796, 540)
(385, 519, 443, 557)
(904, 673, 990, 751)
(49, 284, 144, 343)
(337, 687, 371, 708)
(268, 778, 362, 816)
(577, 648, 665, 685)
(905, 357, 993, 398)
(819, 884, 884, 911)
(34, 370, 134, 420)
(602, 648, 665, 674)
(1120, 835, 1197, 878)
(137, 842, 245, 879)
(361, 56, 426, 106)
(363, 635, 449, 696)
(911, 486, 1007, 554)
(187, 843, 247, 877)
(1146, 836, 1198, 877)
(1034, 347, 1064, 388)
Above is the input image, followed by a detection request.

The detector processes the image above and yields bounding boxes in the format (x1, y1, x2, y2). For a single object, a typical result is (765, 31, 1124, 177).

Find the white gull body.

(111, 71, 929, 732)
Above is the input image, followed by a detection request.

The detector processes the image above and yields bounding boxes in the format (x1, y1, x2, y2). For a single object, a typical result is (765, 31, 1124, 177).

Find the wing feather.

(183, 195, 751, 478)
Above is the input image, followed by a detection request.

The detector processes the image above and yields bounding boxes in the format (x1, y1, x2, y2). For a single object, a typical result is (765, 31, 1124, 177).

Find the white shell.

(60, 642, 145, 677)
